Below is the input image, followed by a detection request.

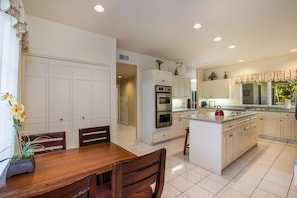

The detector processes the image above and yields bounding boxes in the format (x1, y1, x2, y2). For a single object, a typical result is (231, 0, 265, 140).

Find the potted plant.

(275, 80, 296, 109)
(1, 92, 35, 178)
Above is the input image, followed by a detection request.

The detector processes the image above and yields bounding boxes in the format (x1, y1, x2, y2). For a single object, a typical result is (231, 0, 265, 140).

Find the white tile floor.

(115, 124, 297, 198)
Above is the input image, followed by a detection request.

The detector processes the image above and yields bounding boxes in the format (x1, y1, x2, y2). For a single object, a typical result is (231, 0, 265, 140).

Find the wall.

(119, 76, 137, 126)
(197, 53, 297, 106)
(24, 15, 118, 139)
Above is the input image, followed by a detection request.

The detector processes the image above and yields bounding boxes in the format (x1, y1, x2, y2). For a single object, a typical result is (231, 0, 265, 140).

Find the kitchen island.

(181, 111, 257, 175)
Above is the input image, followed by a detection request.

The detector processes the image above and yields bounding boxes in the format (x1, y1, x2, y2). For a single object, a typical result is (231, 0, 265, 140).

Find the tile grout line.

(249, 141, 288, 198)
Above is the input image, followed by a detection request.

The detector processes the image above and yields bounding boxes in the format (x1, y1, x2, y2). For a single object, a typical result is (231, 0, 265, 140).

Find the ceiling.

(22, 0, 297, 68)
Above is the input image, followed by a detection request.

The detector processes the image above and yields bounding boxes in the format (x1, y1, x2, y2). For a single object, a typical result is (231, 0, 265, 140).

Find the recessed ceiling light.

(117, 75, 123, 79)
(239, 59, 245, 63)
(94, 4, 104, 13)
(290, 49, 297, 52)
(213, 37, 222, 42)
(193, 23, 202, 29)
(228, 45, 236, 49)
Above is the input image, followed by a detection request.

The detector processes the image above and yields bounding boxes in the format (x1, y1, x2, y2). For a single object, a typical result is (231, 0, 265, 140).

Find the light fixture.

(117, 75, 123, 79)
(193, 23, 202, 30)
(228, 45, 236, 49)
(213, 37, 222, 42)
(239, 59, 245, 63)
(94, 4, 104, 13)
(290, 49, 297, 52)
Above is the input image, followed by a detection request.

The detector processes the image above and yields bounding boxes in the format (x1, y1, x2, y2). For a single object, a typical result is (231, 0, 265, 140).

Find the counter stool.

(183, 127, 190, 155)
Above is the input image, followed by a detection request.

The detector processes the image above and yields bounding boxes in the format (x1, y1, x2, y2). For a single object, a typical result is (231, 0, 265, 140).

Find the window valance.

(235, 68, 297, 84)
(1, 0, 29, 51)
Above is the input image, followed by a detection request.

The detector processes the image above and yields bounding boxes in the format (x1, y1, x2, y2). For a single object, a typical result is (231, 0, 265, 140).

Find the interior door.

(120, 96, 128, 125)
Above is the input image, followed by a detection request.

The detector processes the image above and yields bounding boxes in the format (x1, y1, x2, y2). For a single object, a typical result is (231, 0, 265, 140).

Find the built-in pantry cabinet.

(23, 56, 111, 149)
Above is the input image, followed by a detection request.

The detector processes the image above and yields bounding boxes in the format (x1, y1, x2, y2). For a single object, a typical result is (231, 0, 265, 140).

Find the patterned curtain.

(1, 0, 29, 51)
(235, 68, 297, 84)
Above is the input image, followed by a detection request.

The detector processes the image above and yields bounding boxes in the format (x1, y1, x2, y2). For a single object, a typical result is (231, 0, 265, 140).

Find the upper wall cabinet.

(201, 79, 231, 99)
(152, 69, 172, 86)
(172, 76, 191, 99)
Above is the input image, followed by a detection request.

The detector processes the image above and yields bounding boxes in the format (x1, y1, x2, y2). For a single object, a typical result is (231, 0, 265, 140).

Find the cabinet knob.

(60, 118, 63, 121)
(229, 134, 233, 137)
(82, 116, 85, 119)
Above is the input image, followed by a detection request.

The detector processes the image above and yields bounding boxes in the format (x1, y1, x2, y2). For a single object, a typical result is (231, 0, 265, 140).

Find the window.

(0, 10, 20, 176)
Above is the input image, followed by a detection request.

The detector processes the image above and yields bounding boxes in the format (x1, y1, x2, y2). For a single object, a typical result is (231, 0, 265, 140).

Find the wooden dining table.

(0, 142, 136, 198)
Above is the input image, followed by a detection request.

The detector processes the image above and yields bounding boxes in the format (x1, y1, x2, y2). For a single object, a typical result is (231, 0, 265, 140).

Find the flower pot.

(6, 155, 35, 178)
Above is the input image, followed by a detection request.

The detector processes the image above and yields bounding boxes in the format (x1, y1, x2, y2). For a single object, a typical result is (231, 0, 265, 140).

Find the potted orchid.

(1, 92, 35, 177)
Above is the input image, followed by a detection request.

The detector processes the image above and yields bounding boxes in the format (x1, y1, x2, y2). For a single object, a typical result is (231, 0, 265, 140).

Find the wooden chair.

(97, 148, 166, 198)
(29, 172, 96, 198)
(23, 131, 66, 155)
(183, 127, 190, 155)
(79, 126, 110, 147)
(79, 126, 111, 185)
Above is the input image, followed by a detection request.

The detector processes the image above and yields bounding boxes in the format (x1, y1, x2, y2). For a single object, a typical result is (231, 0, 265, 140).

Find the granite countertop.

(173, 108, 197, 112)
(180, 111, 257, 123)
(200, 106, 295, 113)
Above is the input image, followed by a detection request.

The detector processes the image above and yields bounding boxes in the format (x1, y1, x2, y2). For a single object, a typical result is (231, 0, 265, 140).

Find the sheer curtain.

(0, 3, 22, 175)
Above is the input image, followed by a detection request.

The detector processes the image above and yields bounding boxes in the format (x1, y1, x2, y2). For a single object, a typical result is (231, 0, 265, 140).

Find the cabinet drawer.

(223, 121, 236, 132)
(281, 112, 295, 119)
(236, 118, 250, 127)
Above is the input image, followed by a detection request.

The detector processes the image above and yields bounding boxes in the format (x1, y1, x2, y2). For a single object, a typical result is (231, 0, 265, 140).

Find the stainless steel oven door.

(156, 111, 172, 128)
(156, 93, 172, 112)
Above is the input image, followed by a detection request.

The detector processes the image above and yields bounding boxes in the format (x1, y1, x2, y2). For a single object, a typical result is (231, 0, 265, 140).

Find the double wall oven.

(155, 85, 172, 128)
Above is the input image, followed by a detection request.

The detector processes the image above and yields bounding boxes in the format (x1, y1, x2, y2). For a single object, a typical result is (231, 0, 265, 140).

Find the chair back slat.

(79, 126, 110, 147)
(23, 132, 66, 155)
(112, 148, 166, 198)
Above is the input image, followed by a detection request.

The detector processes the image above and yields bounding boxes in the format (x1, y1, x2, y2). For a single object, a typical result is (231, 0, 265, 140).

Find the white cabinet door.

(23, 56, 49, 134)
(172, 76, 179, 98)
(260, 112, 280, 138)
(153, 70, 172, 85)
(172, 76, 192, 99)
(49, 60, 72, 148)
(24, 56, 111, 149)
(202, 79, 230, 99)
(93, 66, 110, 125)
(280, 113, 295, 139)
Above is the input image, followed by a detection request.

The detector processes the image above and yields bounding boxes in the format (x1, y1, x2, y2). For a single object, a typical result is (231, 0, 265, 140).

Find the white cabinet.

(172, 111, 194, 138)
(23, 56, 111, 149)
(23, 56, 49, 133)
(280, 112, 295, 139)
(172, 76, 191, 99)
(48, 60, 72, 148)
(152, 69, 172, 85)
(202, 79, 231, 99)
(253, 111, 296, 141)
(222, 121, 237, 168)
(141, 69, 172, 145)
(222, 115, 257, 168)
(257, 112, 280, 138)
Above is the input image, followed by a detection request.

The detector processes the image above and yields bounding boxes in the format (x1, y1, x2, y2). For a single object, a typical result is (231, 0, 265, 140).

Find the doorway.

(116, 63, 137, 143)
